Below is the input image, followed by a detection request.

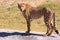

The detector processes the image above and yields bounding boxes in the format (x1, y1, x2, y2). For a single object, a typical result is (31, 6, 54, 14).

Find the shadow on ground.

(0, 32, 44, 37)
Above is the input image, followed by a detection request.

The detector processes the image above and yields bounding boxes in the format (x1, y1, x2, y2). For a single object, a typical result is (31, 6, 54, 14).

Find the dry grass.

(0, 1, 60, 32)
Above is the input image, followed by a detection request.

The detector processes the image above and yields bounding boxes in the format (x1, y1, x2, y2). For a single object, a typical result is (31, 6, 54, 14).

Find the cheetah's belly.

(30, 11, 43, 20)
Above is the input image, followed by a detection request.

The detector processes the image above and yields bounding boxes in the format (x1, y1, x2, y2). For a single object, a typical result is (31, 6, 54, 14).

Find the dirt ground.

(0, 29, 60, 40)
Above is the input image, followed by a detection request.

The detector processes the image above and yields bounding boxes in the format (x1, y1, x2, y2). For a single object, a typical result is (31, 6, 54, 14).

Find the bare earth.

(0, 29, 60, 40)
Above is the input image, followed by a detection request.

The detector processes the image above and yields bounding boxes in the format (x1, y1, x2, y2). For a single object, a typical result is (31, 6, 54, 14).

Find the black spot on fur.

(55, 30, 59, 34)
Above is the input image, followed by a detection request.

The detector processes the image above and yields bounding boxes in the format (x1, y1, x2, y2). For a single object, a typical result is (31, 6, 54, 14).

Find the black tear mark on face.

(18, 4, 22, 11)
(19, 7, 22, 11)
